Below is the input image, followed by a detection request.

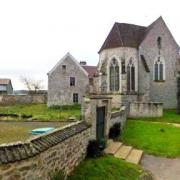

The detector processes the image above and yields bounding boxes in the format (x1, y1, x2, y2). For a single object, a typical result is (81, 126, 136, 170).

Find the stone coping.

(89, 95, 112, 99)
(0, 121, 91, 164)
(111, 106, 126, 119)
(130, 101, 163, 105)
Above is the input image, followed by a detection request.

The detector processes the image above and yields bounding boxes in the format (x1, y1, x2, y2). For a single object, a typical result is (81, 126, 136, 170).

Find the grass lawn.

(0, 104, 81, 121)
(134, 109, 180, 124)
(0, 121, 69, 144)
(68, 156, 150, 180)
(120, 120, 180, 157)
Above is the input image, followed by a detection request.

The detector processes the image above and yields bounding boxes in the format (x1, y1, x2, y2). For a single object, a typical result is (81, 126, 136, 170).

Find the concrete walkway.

(141, 154, 180, 180)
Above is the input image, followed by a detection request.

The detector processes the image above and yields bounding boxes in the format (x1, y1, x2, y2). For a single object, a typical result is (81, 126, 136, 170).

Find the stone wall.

(0, 121, 91, 180)
(15, 94, 47, 104)
(128, 102, 163, 118)
(0, 94, 47, 106)
(0, 95, 16, 106)
(109, 106, 127, 132)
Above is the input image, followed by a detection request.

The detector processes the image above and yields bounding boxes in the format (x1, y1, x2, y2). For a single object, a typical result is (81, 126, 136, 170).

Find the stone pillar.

(81, 95, 112, 140)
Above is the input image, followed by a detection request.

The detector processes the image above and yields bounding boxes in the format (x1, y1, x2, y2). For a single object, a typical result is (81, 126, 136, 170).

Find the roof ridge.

(115, 22, 147, 28)
(115, 23, 124, 46)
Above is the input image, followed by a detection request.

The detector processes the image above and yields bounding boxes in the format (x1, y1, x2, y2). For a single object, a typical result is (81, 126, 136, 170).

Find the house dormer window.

(154, 56, 165, 81)
(109, 58, 119, 91)
(70, 77, 75, 86)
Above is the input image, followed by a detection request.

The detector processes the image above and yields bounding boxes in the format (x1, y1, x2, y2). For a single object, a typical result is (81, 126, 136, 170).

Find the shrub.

(87, 140, 105, 158)
(109, 123, 121, 140)
(21, 114, 32, 119)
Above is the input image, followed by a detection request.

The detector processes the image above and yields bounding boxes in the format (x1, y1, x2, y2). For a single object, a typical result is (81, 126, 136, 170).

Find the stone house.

(0, 79, 13, 95)
(47, 53, 96, 106)
(95, 16, 180, 109)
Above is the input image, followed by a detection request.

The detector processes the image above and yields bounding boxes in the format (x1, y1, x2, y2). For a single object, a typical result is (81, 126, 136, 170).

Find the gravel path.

(141, 154, 180, 180)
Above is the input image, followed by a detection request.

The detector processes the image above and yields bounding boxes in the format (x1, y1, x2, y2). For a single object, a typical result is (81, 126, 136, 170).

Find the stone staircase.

(104, 140, 143, 164)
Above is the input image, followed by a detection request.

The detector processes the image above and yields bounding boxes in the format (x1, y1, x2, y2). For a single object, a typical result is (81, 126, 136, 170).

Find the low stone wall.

(15, 94, 47, 104)
(128, 102, 163, 118)
(0, 95, 16, 106)
(0, 94, 47, 106)
(0, 121, 91, 180)
(109, 106, 127, 131)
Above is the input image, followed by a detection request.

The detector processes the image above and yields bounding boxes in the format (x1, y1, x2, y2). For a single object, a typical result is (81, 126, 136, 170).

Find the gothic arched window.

(109, 58, 119, 91)
(127, 58, 135, 92)
(154, 56, 165, 81)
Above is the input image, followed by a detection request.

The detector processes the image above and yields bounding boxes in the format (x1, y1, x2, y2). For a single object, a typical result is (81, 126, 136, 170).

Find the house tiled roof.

(99, 22, 147, 53)
(0, 79, 11, 85)
(82, 66, 97, 78)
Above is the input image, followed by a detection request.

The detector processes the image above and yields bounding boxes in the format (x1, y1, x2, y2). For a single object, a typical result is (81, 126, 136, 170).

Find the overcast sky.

(0, 0, 180, 90)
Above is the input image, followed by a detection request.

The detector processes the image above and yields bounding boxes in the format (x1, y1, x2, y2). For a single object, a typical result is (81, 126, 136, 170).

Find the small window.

(157, 37, 162, 49)
(70, 77, 75, 86)
(62, 65, 66, 70)
(73, 93, 78, 103)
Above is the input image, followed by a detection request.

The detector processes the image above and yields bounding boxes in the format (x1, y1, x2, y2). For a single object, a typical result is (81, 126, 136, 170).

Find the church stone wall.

(98, 47, 139, 94)
(140, 18, 179, 109)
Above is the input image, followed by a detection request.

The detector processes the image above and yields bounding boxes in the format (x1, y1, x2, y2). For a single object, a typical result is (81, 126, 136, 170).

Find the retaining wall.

(128, 102, 163, 118)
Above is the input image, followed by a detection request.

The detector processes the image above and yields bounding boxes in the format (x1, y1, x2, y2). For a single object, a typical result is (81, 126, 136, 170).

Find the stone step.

(107, 139, 114, 146)
(104, 141, 122, 155)
(114, 145, 132, 159)
(126, 149, 143, 164)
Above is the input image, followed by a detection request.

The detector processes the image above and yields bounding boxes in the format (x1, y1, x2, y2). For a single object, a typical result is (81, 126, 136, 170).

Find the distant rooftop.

(0, 79, 11, 85)
(81, 65, 97, 78)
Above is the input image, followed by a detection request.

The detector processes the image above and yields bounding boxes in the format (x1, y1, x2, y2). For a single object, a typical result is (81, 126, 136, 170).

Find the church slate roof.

(98, 22, 147, 53)
(98, 16, 179, 53)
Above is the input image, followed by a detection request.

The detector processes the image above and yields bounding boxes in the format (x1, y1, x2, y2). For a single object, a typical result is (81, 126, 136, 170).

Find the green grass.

(120, 120, 180, 157)
(68, 156, 149, 180)
(0, 104, 81, 121)
(134, 109, 180, 124)
(111, 107, 120, 112)
(0, 121, 69, 144)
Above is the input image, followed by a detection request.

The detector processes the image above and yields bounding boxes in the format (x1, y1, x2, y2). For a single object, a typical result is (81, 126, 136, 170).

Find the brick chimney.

(80, 61, 87, 66)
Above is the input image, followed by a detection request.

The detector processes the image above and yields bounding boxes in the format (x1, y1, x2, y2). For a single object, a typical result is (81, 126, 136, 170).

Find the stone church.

(94, 16, 180, 109)
(48, 16, 180, 109)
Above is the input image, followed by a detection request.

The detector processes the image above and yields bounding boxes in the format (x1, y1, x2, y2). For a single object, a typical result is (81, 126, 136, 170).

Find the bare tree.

(20, 76, 44, 93)
(31, 79, 44, 93)
(20, 77, 33, 91)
